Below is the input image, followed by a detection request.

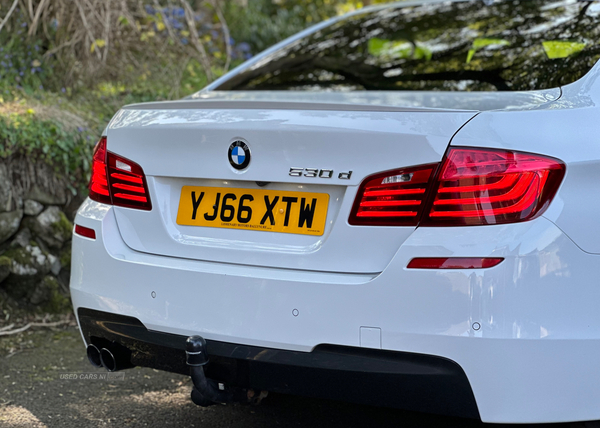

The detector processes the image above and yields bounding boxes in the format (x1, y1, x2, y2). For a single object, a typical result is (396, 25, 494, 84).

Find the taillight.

(89, 137, 152, 211)
(423, 147, 564, 226)
(348, 164, 437, 226)
(107, 151, 152, 210)
(349, 147, 564, 227)
(89, 137, 111, 205)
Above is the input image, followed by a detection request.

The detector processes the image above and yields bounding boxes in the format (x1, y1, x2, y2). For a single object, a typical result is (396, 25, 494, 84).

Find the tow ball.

(186, 335, 267, 407)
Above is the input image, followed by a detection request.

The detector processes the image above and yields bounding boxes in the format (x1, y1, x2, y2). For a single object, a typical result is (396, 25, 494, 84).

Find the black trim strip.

(77, 308, 480, 419)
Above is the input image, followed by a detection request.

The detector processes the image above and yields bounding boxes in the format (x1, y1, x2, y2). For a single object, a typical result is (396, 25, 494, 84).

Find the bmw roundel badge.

(228, 141, 251, 170)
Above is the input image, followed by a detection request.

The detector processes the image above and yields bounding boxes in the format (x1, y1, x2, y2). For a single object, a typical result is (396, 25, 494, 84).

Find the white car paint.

(451, 62, 600, 254)
(105, 106, 475, 273)
(71, 2, 600, 424)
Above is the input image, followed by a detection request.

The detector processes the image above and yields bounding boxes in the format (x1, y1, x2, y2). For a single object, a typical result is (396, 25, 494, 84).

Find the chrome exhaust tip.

(98, 343, 134, 372)
(99, 348, 117, 372)
(86, 344, 102, 368)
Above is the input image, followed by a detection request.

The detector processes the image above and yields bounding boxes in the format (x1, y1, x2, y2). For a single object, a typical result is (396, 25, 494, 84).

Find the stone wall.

(0, 158, 83, 312)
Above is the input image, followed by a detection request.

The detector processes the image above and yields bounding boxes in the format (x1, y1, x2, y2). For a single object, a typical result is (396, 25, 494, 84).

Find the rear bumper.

(78, 308, 479, 419)
(71, 199, 600, 423)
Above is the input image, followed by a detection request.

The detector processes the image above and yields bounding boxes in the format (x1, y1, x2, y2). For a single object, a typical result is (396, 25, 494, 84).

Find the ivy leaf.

(466, 38, 510, 63)
(90, 39, 106, 53)
(542, 41, 586, 59)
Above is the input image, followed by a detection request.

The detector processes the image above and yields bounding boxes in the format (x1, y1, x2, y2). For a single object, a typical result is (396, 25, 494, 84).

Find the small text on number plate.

(176, 186, 329, 236)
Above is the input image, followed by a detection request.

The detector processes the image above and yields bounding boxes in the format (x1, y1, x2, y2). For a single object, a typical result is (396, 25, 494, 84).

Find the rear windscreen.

(216, 0, 600, 92)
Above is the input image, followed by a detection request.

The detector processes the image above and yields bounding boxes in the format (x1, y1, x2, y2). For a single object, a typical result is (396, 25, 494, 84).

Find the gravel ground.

(0, 327, 573, 428)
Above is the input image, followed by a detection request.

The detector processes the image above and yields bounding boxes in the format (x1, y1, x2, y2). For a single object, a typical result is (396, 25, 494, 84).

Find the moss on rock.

(1, 244, 52, 299)
(0, 209, 23, 245)
(51, 210, 73, 239)
(27, 207, 73, 249)
(59, 247, 71, 268)
(0, 255, 10, 284)
(39, 276, 71, 313)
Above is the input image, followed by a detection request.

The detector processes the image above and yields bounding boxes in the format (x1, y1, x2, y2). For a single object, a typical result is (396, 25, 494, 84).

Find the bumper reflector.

(407, 257, 503, 269)
(75, 224, 96, 240)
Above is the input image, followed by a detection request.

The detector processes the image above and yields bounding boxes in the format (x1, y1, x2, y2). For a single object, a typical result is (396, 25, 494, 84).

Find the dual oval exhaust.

(86, 343, 132, 372)
(86, 336, 267, 407)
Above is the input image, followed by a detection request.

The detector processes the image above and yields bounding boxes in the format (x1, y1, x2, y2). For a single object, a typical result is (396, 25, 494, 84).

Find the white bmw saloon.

(71, 0, 600, 424)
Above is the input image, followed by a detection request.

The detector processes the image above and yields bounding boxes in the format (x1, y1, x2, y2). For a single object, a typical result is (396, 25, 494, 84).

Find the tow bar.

(186, 335, 267, 407)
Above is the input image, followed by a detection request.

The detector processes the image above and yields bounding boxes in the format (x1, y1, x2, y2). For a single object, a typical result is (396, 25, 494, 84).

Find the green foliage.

(50, 211, 73, 239)
(3, 247, 32, 268)
(59, 248, 71, 269)
(40, 276, 71, 314)
(225, 0, 338, 53)
(0, 110, 94, 194)
(0, 0, 248, 103)
(368, 37, 432, 61)
(0, 8, 49, 93)
(466, 38, 510, 63)
(542, 41, 587, 59)
(225, 0, 402, 54)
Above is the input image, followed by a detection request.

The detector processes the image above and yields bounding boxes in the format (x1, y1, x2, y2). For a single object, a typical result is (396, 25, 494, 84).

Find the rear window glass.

(216, 0, 600, 92)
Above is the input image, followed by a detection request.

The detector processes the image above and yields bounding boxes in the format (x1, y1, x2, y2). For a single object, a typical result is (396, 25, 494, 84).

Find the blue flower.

(77, 127, 84, 132)
(21, 22, 27, 27)
(174, 7, 185, 17)
(61, 87, 66, 93)
(238, 42, 251, 52)
(145, 5, 154, 14)
(181, 38, 188, 45)
(170, 18, 183, 30)
(244, 53, 253, 60)
(19, 71, 23, 76)
(39, 85, 43, 90)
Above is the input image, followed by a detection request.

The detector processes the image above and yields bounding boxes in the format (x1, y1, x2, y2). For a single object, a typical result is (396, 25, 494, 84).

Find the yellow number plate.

(176, 186, 329, 236)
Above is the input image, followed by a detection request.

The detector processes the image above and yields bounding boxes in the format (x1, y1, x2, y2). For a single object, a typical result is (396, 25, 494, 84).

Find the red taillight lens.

(407, 257, 504, 269)
(423, 147, 564, 226)
(107, 151, 152, 210)
(89, 137, 152, 211)
(349, 164, 437, 226)
(89, 137, 111, 205)
(349, 148, 565, 228)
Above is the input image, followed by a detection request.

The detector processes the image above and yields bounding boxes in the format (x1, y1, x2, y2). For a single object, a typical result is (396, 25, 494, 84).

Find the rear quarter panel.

(450, 63, 600, 254)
